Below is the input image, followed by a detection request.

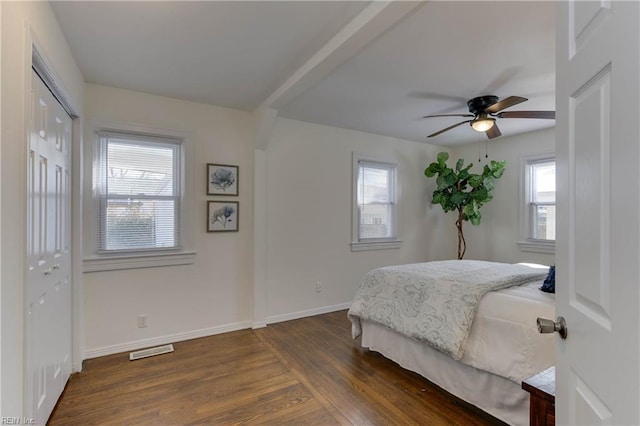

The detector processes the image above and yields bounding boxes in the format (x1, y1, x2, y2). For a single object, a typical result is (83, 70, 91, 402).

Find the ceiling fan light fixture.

(471, 116, 495, 132)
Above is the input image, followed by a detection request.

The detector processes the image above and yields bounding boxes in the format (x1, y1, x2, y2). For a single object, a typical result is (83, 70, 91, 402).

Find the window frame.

(83, 120, 196, 272)
(96, 131, 182, 253)
(518, 153, 556, 254)
(351, 152, 402, 252)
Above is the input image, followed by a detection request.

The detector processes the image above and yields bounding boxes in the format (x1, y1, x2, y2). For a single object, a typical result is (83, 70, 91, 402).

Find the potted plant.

(425, 152, 506, 259)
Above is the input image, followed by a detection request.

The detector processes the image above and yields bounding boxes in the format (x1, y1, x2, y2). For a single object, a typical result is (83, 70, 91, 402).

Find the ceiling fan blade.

(498, 110, 556, 119)
(427, 120, 473, 138)
(423, 113, 474, 119)
(486, 123, 502, 139)
(485, 96, 528, 114)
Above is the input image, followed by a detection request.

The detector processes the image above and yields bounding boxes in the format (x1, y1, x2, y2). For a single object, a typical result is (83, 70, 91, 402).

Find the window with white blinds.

(518, 153, 556, 254)
(351, 153, 402, 251)
(357, 160, 396, 240)
(528, 159, 556, 241)
(96, 131, 182, 252)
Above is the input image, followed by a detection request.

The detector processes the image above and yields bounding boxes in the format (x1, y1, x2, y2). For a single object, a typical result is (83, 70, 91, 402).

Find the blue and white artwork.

(208, 201, 239, 232)
(207, 163, 238, 195)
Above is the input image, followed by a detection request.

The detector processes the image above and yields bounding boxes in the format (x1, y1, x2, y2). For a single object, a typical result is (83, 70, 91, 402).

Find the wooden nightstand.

(522, 366, 555, 426)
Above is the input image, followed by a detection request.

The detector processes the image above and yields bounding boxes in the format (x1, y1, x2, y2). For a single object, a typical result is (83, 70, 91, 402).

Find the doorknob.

(537, 316, 568, 339)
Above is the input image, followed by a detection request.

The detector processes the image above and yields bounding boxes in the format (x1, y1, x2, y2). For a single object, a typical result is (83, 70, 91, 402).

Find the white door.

(556, 1, 640, 424)
(26, 70, 73, 424)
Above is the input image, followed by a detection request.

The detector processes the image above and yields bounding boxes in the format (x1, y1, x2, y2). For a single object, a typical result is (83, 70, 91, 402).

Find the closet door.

(26, 69, 72, 424)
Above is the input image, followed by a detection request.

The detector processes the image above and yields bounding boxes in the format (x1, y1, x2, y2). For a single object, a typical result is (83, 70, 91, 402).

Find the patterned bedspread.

(348, 260, 548, 360)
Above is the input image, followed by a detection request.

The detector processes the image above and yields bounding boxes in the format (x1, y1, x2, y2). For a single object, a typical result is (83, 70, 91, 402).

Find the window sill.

(83, 251, 196, 272)
(517, 240, 555, 254)
(351, 240, 402, 252)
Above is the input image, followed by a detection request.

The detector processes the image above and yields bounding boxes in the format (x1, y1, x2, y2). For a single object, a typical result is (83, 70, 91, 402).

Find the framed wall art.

(207, 201, 239, 232)
(207, 163, 238, 196)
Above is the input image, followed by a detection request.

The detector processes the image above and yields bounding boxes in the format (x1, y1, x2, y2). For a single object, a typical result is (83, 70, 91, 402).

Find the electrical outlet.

(137, 314, 148, 328)
(315, 281, 323, 293)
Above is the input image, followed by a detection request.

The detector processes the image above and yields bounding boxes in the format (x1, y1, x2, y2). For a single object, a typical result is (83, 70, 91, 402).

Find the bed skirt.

(361, 320, 529, 426)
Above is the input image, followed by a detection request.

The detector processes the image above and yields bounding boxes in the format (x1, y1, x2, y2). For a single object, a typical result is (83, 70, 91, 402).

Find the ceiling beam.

(258, 1, 424, 111)
(253, 106, 278, 150)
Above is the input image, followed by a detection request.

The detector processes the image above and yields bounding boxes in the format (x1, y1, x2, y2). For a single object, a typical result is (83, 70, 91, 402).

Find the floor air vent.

(129, 344, 174, 361)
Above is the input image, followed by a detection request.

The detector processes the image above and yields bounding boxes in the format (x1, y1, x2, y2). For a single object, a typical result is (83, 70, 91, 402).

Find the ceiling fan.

(424, 95, 555, 139)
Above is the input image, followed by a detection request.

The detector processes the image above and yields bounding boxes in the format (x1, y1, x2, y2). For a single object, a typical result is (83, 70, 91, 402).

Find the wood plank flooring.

(48, 310, 506, 425)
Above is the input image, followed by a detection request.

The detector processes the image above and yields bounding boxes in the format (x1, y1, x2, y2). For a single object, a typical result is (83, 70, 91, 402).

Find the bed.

(348, 260, 555, 426)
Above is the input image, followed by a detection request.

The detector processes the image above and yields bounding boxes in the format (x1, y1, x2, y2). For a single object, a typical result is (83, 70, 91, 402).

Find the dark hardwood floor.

(48, 310, 505, 425)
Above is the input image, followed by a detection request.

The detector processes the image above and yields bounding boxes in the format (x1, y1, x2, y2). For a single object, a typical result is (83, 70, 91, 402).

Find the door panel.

(572, 1, 611, 53)
(573, 375, 612, 424)
(571, 67, 611, 326)
(26, 70, 72, 424)
(556, 1, 640, 424)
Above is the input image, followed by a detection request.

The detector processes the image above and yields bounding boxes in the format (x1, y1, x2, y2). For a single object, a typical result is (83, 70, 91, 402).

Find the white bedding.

(348, 260, 549, 360)
(460, 280, 555, 382)
(359, 280, 555, 426)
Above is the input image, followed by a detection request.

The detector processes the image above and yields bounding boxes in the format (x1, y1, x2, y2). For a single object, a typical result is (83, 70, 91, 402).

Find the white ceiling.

(51, 1, 556, 146)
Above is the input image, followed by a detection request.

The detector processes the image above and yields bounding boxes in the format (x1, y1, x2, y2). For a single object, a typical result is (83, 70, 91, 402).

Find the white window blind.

(518, 153, 556, 254)
(96, 131, 182, 252)
(529, 160, 556, 240)
(357, 160, 397, 241)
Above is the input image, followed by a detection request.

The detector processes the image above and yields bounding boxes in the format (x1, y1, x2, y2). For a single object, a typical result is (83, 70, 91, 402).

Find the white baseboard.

(265, 302, 351, 325)
(83, 320, 252, 359)
(84, 303, 352, 359)
(251, 321, 268, 329)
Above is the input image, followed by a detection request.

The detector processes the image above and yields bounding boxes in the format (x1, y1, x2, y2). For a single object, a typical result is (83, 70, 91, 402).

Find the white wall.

(0, 1, 84, 416)
(82, 84, 255, 356)
(451, 127, 556, 266)
(264, 118, 454, 320)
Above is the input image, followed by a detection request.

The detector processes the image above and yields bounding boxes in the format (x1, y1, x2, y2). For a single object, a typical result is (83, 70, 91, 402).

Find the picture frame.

(207, 201, 239, 232)
(207, 163, 239, 196)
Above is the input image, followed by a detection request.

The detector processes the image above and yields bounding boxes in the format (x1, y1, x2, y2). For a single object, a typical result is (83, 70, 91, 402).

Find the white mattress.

(359, 280, 555, 426)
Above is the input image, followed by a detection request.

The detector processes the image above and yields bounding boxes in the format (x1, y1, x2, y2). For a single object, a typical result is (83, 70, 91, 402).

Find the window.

(351, 153, 401, 251)
(529, 160, 556, 240)
(97, 131, 181, 252)
(84, 122, 195, 272)
(518, 154, 556, 253)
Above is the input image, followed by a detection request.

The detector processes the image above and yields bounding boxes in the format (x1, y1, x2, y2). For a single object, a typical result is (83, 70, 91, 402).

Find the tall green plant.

(425, 152, 506, 259)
